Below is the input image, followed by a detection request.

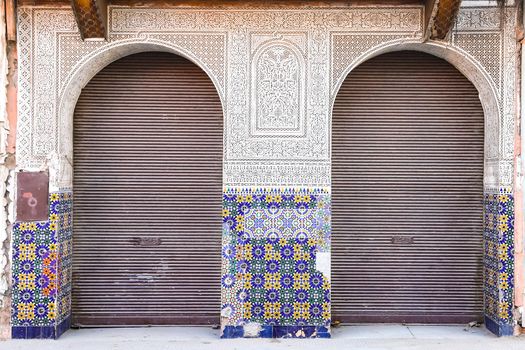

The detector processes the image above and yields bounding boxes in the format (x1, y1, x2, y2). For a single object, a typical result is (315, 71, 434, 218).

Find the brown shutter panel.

(331, 51, 484, 323)
(72, 52, 223, 326)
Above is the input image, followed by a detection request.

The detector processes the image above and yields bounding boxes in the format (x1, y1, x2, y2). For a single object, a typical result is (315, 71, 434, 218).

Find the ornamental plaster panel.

(452, 33, 502, 93)
(58, 32, 227, 96)
(501, 8, 517, 162)
(330, 34, 411, 93)
(16, 9, 32, 168)
(223, 161, 330, 187)
(499, 159, 514, 186)
(250, 37, 306, 136)
(452, 6, 517, 166)
(455, 7, 502, 31)
(109, 7, 423, 32)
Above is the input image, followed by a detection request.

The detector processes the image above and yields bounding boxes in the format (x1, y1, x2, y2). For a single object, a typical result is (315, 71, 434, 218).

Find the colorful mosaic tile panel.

(484, 187, 514, 336)
(57, 192, 73, 325)
(12, 191, 73, 339)
(221, 221, 244, 325)
(238, 237, 330, 325)
(221, 188, 331, 338)
(243, 206, 331, 252)
(12, 220, 58, 327)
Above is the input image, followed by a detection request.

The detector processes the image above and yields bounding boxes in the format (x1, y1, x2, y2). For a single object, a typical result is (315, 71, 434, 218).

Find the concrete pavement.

(0, 325, 524, 350)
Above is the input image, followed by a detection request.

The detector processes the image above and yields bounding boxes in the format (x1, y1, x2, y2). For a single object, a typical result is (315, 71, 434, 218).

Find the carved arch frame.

(57, 39, 227, 187)
(330, 39, 502, 188)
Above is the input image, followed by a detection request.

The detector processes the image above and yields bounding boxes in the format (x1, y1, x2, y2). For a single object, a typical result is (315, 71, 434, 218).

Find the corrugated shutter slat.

(72, 52, 223, 326)
(331, 51, 484, 324)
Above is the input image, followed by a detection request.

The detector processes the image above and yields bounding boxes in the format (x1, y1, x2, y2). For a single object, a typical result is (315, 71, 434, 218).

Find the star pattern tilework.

(484, 187, 514, 336)
(221, 188, 331, 337)
(57, 192, 73, 326)
(11, 192, 73, 338)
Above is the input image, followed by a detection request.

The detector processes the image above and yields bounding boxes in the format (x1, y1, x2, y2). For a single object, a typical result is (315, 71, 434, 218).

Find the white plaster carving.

(456, 7, 502, 31)
(451, 6, 517, 184)
(499, 159, 514, 186)
(16, 5, 515, 188)
(251, 39, 305, 136)
(109, 7, 423, 32)
(223, 161, 330, 187)
(16, 9, 34, 168)
(331, 34, 407, 93)
(58, 33, 227, 96)
(501, 8, 517, 165)
(452, 33, 502, 93)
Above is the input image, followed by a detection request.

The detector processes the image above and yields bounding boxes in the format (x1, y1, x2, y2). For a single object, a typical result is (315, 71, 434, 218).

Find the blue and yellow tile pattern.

(11, 192, 73, 339)
(221, 188, 331, 338)
(484, 187, 514, 336)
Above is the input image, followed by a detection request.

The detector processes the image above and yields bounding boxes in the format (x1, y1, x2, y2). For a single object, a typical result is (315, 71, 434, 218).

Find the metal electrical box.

(16, 171, 49, 222)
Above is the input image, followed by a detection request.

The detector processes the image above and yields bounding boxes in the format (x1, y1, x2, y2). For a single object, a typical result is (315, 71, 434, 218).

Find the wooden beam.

(427, 0, 462, 40)
(20, 0, 424, 7)
(17, 0, 70, 5)
(5, 0, 15, 41)
(424, 0, 438, 39)
(108, 0, 423, 6)
(71, 0, 107, 40)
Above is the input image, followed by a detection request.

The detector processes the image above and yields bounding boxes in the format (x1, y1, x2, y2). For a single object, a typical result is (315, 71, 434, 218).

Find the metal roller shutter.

(72, 52, 223, 326)
(331, 51, 484, 324)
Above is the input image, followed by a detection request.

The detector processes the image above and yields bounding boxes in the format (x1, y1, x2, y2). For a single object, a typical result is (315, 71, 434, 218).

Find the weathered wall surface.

(0, 2, 14, 340)
(11, 3, 520, 338)
(0, 43, 17, 341)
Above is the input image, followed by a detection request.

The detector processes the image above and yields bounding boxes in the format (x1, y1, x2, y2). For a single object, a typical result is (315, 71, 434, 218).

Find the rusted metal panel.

(331, 51, 484, 324)
(16, 171, 49, 222)
(72, 52, 223, 326)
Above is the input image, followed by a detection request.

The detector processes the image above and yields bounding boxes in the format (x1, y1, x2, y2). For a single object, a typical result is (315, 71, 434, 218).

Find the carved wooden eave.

(71, 0, 108, 40)
(426, 0, 463, 40)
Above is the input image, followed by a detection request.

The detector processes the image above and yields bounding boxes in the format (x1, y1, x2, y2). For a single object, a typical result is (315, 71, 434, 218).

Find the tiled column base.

(11, 192, 73, 339)
(484, 187, 515, 336)
(220, 188, 331, 338)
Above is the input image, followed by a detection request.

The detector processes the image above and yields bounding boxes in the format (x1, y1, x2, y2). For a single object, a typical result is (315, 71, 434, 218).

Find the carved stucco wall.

(455, 6, 517, 191)
(16, 5, 516, 190)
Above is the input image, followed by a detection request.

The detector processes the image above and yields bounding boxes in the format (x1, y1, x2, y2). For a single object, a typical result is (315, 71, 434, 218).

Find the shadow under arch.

(331, 39, 501, 169)
(57, 39, 226, 175)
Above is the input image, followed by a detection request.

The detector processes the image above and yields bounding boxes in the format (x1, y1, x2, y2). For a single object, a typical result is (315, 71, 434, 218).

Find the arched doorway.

(331, 50, 484, 323)
(72, 52, 223, 326)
